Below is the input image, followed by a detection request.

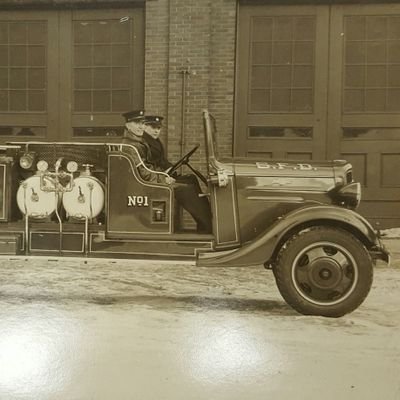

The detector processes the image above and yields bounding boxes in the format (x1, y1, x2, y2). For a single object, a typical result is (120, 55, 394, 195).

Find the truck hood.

(231, 159, 346, 179)
(211, 159, 350, 194)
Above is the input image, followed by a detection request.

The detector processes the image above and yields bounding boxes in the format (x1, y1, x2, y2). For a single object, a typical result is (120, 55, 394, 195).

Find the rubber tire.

(273, 226, 373, 317)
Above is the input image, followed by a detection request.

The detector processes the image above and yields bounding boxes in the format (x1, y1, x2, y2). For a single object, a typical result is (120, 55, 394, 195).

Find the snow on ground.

(381, 228, 400, 238)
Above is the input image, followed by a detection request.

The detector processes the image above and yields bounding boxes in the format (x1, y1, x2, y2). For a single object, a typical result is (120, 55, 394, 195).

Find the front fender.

(197, 205, 386, 267)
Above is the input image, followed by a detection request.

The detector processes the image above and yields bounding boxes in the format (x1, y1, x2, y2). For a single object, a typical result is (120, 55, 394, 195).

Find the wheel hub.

(309, 259, 343, 289)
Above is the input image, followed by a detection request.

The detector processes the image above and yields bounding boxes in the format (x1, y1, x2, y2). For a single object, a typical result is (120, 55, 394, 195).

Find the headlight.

(336, 182, 361, 209)
(19, 152, 35, 169)
(36, 160, 49, 172)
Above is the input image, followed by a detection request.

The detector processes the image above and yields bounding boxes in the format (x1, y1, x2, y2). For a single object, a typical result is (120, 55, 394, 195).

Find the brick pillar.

(144, 0, 170, 136)
(209, 0, 237, 158)
(145, 0, 236, 161)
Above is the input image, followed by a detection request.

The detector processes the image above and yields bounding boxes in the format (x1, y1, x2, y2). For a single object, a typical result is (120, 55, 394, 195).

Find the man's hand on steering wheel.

(167, 145, 199, 176)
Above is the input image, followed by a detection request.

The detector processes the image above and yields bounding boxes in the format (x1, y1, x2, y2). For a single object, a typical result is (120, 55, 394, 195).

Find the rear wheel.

(273, 226, 373, 317)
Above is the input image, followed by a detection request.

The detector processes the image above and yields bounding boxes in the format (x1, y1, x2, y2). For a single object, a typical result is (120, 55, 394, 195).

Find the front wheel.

(273, 226, 373, 317)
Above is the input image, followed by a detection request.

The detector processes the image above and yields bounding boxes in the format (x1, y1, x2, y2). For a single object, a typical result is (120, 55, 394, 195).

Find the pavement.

(382, 237, 400, 267)
(0, 252, 399, 400)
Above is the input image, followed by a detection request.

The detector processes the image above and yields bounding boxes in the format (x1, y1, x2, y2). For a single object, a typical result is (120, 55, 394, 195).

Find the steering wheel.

(167, 145, 199, 176)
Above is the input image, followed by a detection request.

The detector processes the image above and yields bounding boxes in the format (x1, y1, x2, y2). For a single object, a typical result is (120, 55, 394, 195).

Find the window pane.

(251, 66, 271, 88)
(10, 46, 27, 66)
(0, 90, 8, 110)
(252, 42, 272, 65)
(93, 68, 111, 89)
(272, 42, 292, 64)
(9, 23, 26, 44)
(111, 20, 130, 43)
(273, 17, 293, 40)
(28, 68, 45, 89)
(93, 90, 110, 111)
(250, 89, 270, 112)
(0, 46, 8, 66)
(0, 23, 8, 44)
(345, 16, 366, 41)
(74, 22, 93, 44)
(366, 16, 387, 40)
(366, 65, 386, 87)
(293, 66, 313, 87)
(0, 126, 45, 136)
(0, 68, 8, 88)
(365, 89, 386, 111)
(75, 68, 92, 89)
(75, 45, 92, 67)
(294, 42, 313, 64)
(252, 17, 273, 40)
(112, 44, 130, 65)
(345, 42, 366, 64)
(28, 46, 46, 67)
(271, 66, 291, 87)
(10, 90, 26, 111)
(344, 90, 364, 112)
(28, 90, 46, 111)
(27, 23, 46, 45)
(388, 42, 400, 63)
(388, 65, 400, 87)
(294, 17, 315, 40)
(249, 126, 312, 138)
(10, 68, 26, 89)
(271, 89, 290, 111)
(93, 45, 111, 66)
(93, 21, 111, 43)
(112, 67, 130, 89)
(388, 17, 400, 39)
(73, 126, 124, 137)
(112, 90, 130, 112)
(292, 89, 313, 112)
(366, 41, 386, 64)
(345, 66, 365, 88)
(387, 89, 400, 111)
(75, 91, 91, 112)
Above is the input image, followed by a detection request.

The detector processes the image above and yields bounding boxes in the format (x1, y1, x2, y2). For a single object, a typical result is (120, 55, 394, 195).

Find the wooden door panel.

(236, 5, 329, 160)
(328, 4, 400, 226)
(0, 11, 59, 141)
(60, 8, 144, 140)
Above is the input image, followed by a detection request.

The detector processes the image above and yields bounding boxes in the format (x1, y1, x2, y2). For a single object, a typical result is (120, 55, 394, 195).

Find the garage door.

(0, 8, 143, 141)
(236, 3, 400, 227)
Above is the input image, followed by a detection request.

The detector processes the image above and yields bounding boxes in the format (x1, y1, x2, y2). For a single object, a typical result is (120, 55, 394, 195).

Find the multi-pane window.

(73, 18, 133, 113)
(249, 16, 316, 113)
(344, 15, 400, 112)
(0, 21, 47, 112)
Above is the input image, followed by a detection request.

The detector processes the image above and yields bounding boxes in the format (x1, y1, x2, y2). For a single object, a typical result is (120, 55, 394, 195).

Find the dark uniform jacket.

(135, 130, 212, 232)
(142, 132, 172, 172)
(122, 129, 165, 183)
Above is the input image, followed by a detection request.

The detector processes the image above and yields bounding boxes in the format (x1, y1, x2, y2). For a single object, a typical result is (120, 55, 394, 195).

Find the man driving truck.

(122, 110, 212, 233)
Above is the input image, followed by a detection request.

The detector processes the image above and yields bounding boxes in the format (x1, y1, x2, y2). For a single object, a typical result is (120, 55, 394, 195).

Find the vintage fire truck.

(0, 110, 389, 317)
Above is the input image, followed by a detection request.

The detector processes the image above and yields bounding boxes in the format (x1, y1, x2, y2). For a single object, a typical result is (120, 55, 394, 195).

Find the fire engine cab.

(0, 110, 389, 317)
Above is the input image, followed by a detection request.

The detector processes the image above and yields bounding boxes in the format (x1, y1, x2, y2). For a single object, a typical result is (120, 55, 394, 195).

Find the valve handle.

(82, 164, 94, 176)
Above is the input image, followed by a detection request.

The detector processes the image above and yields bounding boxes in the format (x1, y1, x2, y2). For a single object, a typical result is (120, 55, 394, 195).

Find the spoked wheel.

(273, 226, 373, 317)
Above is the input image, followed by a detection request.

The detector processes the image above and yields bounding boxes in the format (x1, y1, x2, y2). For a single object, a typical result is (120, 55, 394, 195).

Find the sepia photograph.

(0, 0, 399, 399)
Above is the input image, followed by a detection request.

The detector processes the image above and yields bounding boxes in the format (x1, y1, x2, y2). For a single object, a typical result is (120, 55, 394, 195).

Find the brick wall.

(145, 0, 237, 164)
